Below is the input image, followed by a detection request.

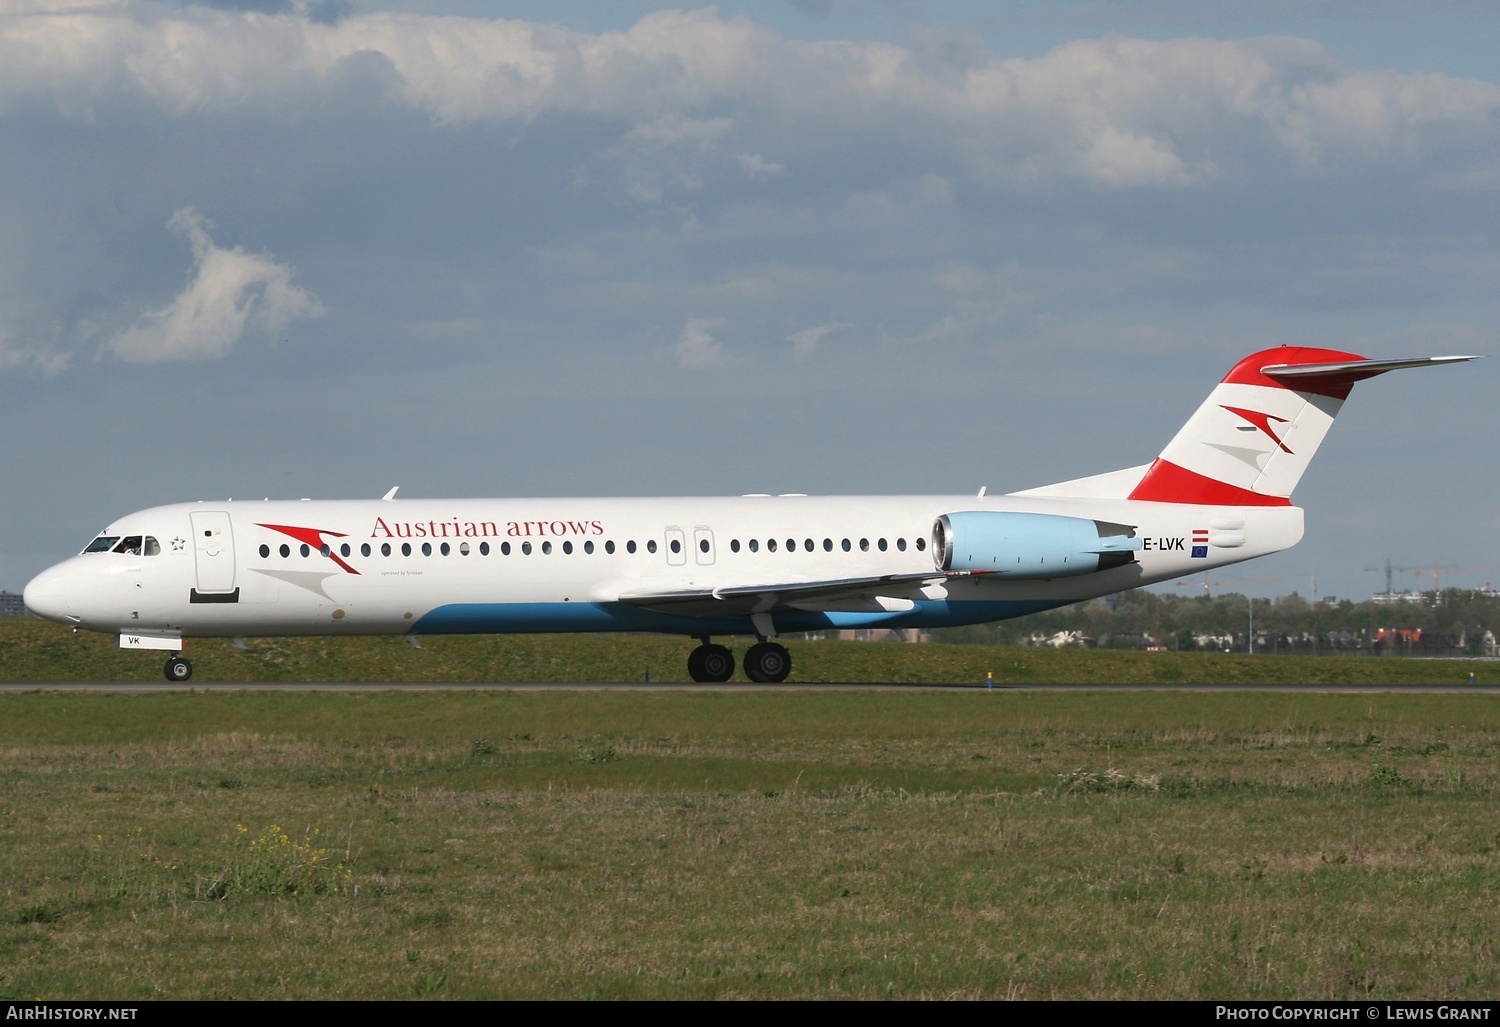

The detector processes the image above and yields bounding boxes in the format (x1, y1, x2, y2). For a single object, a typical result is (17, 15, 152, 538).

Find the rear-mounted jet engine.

(933, 511, 1142, 577)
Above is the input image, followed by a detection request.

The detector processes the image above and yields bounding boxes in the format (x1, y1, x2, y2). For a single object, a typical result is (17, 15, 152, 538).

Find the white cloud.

(624, 115, 734, 149)
(737, 153, 785, 178)
(2, 8, 1497, 188)
(0, 330, 68, 376)
(787, 321, 852, 360)
(665, 315, 731, 369)
(106, 207, 323, 364)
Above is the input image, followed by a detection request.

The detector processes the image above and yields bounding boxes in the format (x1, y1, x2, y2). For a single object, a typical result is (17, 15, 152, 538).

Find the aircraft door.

(189, 511, 236, 593)
(693, 527, 716, 566)
(664, 527, 687, 566)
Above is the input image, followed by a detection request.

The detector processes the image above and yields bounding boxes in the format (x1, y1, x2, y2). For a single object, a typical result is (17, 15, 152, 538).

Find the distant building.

(0, 591, 28, 617)
(836, 628, 927, 643)
(1024, 630, 1093, 649)
(1370, 590, 1427, 605)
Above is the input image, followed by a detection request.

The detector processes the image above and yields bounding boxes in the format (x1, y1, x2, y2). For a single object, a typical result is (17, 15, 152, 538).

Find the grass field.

(4, 686, 1500, 999)
(1, 617, 1494, 685)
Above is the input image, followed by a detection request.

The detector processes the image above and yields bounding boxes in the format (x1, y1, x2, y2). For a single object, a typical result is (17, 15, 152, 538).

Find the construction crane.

(1364, 558, 1500, 596)
(1175, 575, 1279, 598)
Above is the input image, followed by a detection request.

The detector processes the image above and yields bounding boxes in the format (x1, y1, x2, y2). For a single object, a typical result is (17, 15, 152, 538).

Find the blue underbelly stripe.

(410, 599, 1067, 636)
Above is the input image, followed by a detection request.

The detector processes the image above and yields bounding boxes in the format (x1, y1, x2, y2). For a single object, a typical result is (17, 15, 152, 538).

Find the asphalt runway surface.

(2, 681, 1499, 693)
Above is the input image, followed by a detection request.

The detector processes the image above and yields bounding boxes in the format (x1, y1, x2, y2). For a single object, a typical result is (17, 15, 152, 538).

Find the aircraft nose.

(23, 563, 77, 624)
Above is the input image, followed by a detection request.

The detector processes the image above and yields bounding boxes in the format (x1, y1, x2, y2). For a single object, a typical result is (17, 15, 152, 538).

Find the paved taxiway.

(2, 681, 1498, 694)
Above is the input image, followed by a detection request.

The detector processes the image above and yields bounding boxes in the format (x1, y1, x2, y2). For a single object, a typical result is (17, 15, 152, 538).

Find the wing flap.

(615, 571, 951, 617)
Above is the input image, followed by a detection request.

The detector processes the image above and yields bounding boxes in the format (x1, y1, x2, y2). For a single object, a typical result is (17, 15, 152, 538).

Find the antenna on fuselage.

(382, 486, 400, 501)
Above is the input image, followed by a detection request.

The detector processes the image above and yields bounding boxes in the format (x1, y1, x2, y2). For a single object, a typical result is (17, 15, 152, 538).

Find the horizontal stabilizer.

(1261, 355, 1477, 397)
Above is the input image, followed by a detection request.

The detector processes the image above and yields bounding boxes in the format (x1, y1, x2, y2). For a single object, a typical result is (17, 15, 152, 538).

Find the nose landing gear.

(164, 656, 193, 682)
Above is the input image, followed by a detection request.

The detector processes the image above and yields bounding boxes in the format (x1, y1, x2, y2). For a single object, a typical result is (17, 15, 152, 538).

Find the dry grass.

(2, 690, 1499, 999)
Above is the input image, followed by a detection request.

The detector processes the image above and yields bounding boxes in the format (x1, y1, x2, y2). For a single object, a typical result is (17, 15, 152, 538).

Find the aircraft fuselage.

(24, 493, 1299, 642)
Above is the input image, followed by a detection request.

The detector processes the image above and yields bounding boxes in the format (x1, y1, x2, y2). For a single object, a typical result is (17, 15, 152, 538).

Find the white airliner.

(23, 346, 1474, 683)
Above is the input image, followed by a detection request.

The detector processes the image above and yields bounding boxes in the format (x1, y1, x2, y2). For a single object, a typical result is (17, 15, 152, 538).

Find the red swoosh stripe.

(1220, 405, 1294, 454)
(1127, 459, 1292, 506)
(257, 523, 361, 575)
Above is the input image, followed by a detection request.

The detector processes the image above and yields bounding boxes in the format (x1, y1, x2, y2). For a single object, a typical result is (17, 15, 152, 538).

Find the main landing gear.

(743, 641, 791, 683)
(686, 638, 791, 683)
(164, 656, 193, 682)
(686, 642, 735, 682)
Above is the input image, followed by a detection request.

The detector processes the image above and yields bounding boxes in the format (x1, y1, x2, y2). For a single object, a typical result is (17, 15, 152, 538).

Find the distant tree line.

(930, 589, 1500, 657)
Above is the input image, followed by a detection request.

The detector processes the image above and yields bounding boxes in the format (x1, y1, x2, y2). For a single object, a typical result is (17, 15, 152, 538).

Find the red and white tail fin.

(1125, 347, 1476, 506)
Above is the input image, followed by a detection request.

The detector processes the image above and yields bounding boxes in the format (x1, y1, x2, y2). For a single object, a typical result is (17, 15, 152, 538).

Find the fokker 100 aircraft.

(24, 347, 1474, 683)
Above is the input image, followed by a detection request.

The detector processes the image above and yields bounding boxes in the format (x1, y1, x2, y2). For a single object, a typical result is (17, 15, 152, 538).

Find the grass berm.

(3, 618, 1499, 998)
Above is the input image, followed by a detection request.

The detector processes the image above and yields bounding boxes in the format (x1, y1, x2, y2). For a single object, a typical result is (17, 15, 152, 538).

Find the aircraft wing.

(615, 571, 953, 617)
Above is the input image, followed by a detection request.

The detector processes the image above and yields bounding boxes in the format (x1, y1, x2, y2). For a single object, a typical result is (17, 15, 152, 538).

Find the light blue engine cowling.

(933, 511, 1142, 577)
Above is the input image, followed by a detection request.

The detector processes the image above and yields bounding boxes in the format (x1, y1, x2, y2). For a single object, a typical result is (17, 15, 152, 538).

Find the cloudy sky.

(3, 0, 1497, 604)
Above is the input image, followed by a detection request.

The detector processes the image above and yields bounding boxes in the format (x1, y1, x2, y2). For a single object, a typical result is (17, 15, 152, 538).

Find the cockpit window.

(102, 535, 160, 556)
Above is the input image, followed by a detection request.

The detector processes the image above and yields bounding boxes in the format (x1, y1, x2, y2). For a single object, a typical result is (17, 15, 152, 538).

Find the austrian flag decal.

(1192, 529, 1209, 559)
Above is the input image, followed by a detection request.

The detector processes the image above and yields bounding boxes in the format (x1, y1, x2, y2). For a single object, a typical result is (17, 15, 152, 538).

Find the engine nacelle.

(932, 511, 1142, 577)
